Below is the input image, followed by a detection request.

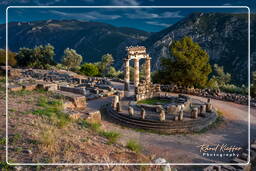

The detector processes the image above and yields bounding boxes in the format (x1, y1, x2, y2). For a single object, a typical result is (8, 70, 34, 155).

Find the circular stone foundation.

(106, 94, 218, 134)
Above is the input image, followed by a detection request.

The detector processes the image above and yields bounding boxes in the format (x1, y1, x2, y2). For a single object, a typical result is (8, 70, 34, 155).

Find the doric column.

(134, 58, 140, 87)
(145, 56, 151, 84)
(124, 59, 130, 91)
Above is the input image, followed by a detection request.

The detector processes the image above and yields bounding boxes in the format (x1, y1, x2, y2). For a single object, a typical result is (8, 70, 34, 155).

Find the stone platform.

(105, 94, 218, 134)
(105, 103, 217, 134)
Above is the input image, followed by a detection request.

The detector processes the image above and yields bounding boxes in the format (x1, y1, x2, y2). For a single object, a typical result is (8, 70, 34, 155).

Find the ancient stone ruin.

(106, 46, 218, 134)
(124, 46, 161, 101)
(7, 69, 117, 123)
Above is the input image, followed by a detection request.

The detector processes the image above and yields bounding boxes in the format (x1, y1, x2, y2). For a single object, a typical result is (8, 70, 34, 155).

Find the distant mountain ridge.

(145, 13, 256, 85)
(0, 13, 255, 85)
(1, 19, 150, 66)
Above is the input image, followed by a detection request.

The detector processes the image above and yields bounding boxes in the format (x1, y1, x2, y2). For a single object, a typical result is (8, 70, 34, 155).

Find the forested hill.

(145, 13, 255, 85)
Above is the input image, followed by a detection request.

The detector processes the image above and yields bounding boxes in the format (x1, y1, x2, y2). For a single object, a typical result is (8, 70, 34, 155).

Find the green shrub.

(0, 137, 6, 145)
(78, 120, 101, 132)
(10, 90, 32, 96)
(126, 140, 142, 153)
(99, 131, 120, 144)
(220, 84, 248, 95)
(80, 63, 99, 76)
(0, 161, 13, 170)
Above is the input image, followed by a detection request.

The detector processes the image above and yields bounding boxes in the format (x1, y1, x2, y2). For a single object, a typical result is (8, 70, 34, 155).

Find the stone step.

(239, 152, 248, 160)
(232, 157, 247, 164)
(54, 90, 86, 109)
(221, 165, 237, 171)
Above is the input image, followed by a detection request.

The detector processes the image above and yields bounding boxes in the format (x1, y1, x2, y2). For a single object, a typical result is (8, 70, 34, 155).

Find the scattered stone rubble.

(7, 68, 118, 123)
(161, 85, 256, 107)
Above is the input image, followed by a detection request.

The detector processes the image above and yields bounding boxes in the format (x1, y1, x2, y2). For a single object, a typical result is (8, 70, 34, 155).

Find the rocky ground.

(1, 76, 256, 170)
(0, 76, 158, 171)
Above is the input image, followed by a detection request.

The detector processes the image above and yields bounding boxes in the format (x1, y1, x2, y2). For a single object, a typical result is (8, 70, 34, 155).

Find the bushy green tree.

(16, 44, 55, 69)
(211, 64, 231, 87)
(157, 36, 212, 88)
(80, 63, 99, 76)
(106, 66, 121, 78)
(62, 48, 83, 70)
(0, 49, 17, 66)
(99, 53, 114, 76)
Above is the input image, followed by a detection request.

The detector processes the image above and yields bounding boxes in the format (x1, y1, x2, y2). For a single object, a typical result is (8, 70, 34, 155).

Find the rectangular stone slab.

(54, 90, 86, 109)
(8, 85, 23, 92)
(22, 84, 37, 91)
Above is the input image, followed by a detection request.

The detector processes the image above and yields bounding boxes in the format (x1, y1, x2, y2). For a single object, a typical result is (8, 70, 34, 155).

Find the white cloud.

(222, 3, 232, 6)
(50, 10, 121, 20)
(146, 21, 171, 27)
(126, 10, 183, 19)
(110, 0, 139, 6)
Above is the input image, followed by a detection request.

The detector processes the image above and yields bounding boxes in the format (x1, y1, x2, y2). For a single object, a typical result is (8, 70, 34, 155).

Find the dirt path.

(94, 81, 256, 163)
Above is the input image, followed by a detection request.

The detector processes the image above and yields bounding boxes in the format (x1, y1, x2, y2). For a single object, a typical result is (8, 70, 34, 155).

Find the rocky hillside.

(145, 13, 256, 85)
(1, 13, 255, 85)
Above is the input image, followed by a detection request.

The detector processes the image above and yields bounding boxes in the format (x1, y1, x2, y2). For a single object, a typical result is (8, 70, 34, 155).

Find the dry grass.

(0, 85, 148, 164)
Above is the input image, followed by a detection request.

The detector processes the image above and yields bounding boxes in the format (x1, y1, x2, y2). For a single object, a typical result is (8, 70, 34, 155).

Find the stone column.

(124, 59, 130, 91)
(134, 58, 140, 88)
(145, 56, 151, 84)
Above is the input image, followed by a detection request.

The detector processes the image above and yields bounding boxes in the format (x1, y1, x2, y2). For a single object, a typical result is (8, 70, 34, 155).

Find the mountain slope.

(1, 19, 150, 67)
(1, 13, 255, 85)
(145, 13, 256, 85)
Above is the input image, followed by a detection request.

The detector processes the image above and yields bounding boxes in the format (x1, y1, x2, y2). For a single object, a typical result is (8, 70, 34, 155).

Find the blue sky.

(1, 0, 255, 32)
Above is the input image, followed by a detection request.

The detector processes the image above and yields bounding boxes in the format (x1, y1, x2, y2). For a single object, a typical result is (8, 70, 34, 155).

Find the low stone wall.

(59, 86, 85, 95)
(135, 82, 161, 101)
(160, 85, 255, 107)
(105, 104, 217, 134)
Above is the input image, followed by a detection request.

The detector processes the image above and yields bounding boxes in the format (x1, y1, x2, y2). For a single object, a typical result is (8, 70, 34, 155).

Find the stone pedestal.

(160, 109, 166, 121)
(191, 108, 198, 119)
(199, 104, 206, 114)
(206, 103, 213, 112)
(178, 109, 184, 120)
(141, 108, 146, 119)
(112, 95, 119, 110)
(116, 102, 121, 112)
(128, 106, 134, 116)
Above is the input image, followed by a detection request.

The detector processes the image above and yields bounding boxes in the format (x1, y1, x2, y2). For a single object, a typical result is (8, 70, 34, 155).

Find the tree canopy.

(98, 53, 114, 76)
(156, 36, 212, 88)
(0, 49, 17, 66)
(80, 63, 99, 76)
(208, 64, 231, 88)
(62, 48, 83, 70)
(16, 44, 55, 69)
